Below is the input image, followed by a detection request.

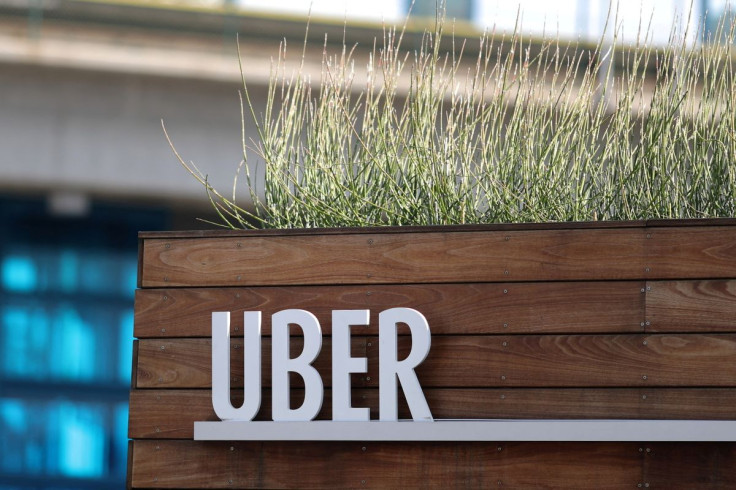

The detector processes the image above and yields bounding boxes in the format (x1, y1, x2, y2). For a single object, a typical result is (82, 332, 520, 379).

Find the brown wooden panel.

(140, 228, 646, 287)
(131, 340, 139, 389)
(135, 338, 367, 389)
(646, 227, 736, 279)
(130, 440, 643, 488)
(373, 334, 736, 388)
(138, 220, 647, 240)
(136, 334, 736, 389)
(129, 388, 736, 439)
(641, 443, 736, 488)
(134, 281, 645, 338)
(647, 280, 736, 332)
(126, 441, 133, 490)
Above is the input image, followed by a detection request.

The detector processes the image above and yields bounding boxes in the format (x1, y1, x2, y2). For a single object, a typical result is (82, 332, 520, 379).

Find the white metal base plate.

(194, 420, 736, 441)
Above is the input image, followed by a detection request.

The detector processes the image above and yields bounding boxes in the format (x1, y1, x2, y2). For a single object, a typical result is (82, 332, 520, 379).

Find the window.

(0, 197, 166, 489)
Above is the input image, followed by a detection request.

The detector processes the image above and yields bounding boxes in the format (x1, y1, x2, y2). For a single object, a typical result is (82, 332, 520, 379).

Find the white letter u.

(211, 311, 262, 421)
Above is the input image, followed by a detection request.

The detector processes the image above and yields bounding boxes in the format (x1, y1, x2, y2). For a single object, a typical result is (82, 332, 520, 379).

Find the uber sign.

(194, 308, 736, 442)
(209, 308, 433, 423)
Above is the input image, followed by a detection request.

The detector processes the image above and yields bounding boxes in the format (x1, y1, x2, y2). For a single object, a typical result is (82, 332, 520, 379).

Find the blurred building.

(0, 0, 732, 488)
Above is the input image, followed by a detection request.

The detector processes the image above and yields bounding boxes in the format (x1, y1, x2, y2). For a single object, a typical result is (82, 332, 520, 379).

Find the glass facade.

(0, 197, 166, 489)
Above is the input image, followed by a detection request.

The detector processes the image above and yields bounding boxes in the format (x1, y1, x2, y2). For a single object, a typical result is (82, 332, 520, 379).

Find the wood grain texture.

(137, 218, 736, 241)
(135, 334, 736, 389)
(140, 228, 647, 287)
(135, 338, 367, 389)
(134, 281, 645, 338)
(647, 280, 736, 332)
(389, 334, 736, 388)
(126, 441, 133, 490)
(138, 220, 648, 240)
(130, 440, 644, 489)
(641, 443, 736, 488)
(129, 388, 736, 439)
(646, 227, 736, 279)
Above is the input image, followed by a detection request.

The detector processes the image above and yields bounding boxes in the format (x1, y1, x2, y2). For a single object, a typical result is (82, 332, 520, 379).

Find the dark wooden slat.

(126, 441, 133, 490)
(138, 220, 648, 240)
(646, 218, 736, 227)
(371, 334, 736, 388)
(130, 440, 643, 488)
(136, 334, 736, 389)
(641, 443, 736, 488)
(137, 219, 736, 241)
(647, 280, 736, 332)
(129, 389, 369, 438)
(646, 227, 736, 279)
(129, 388, 736, 439)
(134, 281, 645, 338)
(140, 228, 646, 287)
(135, 338, 367, 389)
(137, 237, 144, 289)
(130, 340, 139, 389)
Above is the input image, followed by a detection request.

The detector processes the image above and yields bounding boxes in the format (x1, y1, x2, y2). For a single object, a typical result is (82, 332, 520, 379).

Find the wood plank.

(646, 218, 736, 228)
(140, 228, 646, 287)
(130, 340, 139, 389)
(129, 388, 736, 439)
(126, 441, 133, 490)
(641, 443, 736, 488)
(646, 227, 736, 279)
(647, 280, 736, 332)
(373, 334, 736, 388)
(138, 220, 647, 240)
(137, 219, 736, 241)
(135, 334, 736, 389)
(135, 338, 366, 389)
(134, 281, 646, 338)
(130, 440, 643, 488)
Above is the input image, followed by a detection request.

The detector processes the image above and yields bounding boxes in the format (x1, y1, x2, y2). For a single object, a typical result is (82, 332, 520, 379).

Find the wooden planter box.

(129, 219, 736, 488)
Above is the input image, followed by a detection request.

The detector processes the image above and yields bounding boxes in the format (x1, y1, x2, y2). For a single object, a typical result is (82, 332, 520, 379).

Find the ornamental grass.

(170, 8, 736, 228)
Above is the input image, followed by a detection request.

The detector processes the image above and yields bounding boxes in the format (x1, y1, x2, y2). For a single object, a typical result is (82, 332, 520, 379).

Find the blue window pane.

(58, 250, 79, 293)
(1, 256, 37, 292)
(57, 403, 106, 478)
(52, 306, 96, 382)
(0, 399, 110, 479)
(1, 305, 49, 380)
(122, 256, 138, 298)
(0, 400, 27, 473)
(114, 402, 129, 477)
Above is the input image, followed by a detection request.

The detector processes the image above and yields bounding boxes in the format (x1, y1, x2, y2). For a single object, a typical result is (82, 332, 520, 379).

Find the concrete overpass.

(0, 0, 466, 222)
